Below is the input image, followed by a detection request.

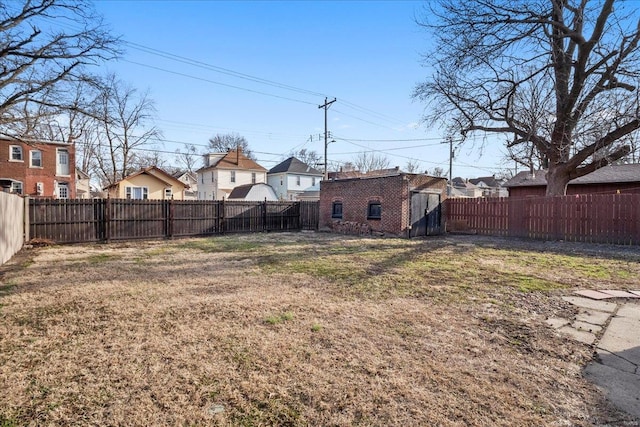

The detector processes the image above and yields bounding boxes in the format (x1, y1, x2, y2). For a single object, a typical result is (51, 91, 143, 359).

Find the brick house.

(504, 164, 640, 197)
(320, 170, 447, 237)
(0, 137, 76, 198)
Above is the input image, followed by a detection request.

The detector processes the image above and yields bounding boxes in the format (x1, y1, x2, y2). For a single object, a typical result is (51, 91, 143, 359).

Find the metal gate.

(410, 192, 442, 237)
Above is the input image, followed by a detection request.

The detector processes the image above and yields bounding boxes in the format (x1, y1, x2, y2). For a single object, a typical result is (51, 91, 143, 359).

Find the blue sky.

(94, 0, 508, 178)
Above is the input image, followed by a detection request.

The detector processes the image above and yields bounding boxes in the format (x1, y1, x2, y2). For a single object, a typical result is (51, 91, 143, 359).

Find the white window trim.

(9, 145, 23, 162)
(30, 150, 42, 168)
(230, 171, 236, 183)
(165, 188, 173, 199)
(57, 183, 69, 199)
(10, 181, 23, 194)
(56, 148, 70, 176)
(125, 186, 149, 200)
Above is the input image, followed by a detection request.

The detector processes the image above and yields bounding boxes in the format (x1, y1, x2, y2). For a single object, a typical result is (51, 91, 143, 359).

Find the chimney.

(236, 146, 241, 165)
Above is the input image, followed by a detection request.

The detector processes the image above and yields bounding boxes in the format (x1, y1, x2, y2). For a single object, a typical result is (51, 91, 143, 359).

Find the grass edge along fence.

(29, 198, 319, 244)
(445, 193, 640, 246)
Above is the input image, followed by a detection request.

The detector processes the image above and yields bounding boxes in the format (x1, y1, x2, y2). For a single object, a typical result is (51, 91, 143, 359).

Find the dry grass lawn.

(1, 232, 640, 426)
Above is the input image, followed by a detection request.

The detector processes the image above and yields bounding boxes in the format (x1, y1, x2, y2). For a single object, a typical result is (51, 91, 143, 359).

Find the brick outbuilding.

(319, 171, 447, 237)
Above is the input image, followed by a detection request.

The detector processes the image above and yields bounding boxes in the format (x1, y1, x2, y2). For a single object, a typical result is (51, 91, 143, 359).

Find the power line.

(122, 60, 318, 106)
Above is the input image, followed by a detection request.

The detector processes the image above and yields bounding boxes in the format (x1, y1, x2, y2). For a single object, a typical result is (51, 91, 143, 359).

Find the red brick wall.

(0, 139, 76, 198)
(319, 174, 447, 236)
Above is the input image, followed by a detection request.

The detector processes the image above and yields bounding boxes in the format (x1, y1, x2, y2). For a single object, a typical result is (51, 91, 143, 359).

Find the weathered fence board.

(29, 199, 319, 244)
(445, 194, 640, 245)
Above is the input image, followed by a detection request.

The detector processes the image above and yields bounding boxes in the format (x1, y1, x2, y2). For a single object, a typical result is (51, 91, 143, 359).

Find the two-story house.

(173, 171, 198, 200)
(196, 148, 267, 200)
(267, 156, 323, 201)
(0, 137, 76, 198)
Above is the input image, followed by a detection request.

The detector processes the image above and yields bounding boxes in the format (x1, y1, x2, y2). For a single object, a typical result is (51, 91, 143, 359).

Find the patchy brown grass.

(0, 233, 639, 426)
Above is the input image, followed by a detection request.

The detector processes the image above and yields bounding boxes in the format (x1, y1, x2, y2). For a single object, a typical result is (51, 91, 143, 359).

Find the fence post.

(23, 195, 30, 244)
(167, 199, 174, 238)
(220, 197, 225, 234)
(105, 197, 111, 243)
(263, 198, 267, 232)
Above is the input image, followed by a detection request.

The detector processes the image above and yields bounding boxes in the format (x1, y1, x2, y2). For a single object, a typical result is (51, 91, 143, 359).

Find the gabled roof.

(504, 164, 640, 187)
(198, 148, 266, 173)
(104, 166, 187, 190)
(268, 157, 322, 175)
(468, 176, 504, 188)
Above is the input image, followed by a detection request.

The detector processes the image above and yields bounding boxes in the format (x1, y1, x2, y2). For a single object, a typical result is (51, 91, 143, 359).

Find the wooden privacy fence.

(445, 194, 640, 245)
(29, 199, 319, 244)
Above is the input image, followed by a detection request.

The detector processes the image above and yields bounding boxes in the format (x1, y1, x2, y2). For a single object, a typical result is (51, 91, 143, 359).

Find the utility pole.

(318, 97, 336, 180)
(443, 136, 454, 196)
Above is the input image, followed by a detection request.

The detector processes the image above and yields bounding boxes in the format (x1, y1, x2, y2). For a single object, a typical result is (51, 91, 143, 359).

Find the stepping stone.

(599, 290, 640, 298)
(558, 325, 597, 345)
(574, 290, 615, 300)
(545, 317, 570, 329)
(571, 320, 602, 334)
(562, 296, 617, 313)
(575, 309, 611, 326)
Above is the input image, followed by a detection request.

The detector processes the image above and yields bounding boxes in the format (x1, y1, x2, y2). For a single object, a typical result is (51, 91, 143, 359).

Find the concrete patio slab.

(545, 317, 570, 329)
(572, 320, 602, 334)
(558, 325, 596, 345)
(574, 290, 616, 300)
(599, 290, 640, 299)
(562, 296, 618, 313)
(575, 309, 612, 326)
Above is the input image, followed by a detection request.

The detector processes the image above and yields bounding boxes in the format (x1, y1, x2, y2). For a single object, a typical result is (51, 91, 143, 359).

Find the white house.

(173, 171, 198, 200)
(196, 148, 267, 200)
(267, 156, 323, 201)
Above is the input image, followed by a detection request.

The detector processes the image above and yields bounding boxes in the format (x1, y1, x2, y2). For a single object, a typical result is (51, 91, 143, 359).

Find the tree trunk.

(545, 165, 571, 196)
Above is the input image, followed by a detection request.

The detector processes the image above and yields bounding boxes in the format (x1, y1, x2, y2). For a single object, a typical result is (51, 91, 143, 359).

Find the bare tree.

(430, 167, 445, 177)
(94, 75, 161, 186)
(175, 144, 202, 173)
(353, 152, 391, 173)
(414, 0, 640, 195)
(0, 1, 118, 136)
(404, 159, 421, 173)
(208, 133, 255, 159)
(290, 148, 321, 167)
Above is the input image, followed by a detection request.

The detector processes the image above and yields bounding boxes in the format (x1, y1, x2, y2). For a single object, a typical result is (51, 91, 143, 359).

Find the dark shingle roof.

(227, 184, 254, 199)
(268, 157, 322, 175)
(504, 164, 640, 187)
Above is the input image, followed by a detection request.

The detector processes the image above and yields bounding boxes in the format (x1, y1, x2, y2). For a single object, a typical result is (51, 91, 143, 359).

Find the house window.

(30, 150, 42, 167)
(125, 186, 148, 200)
(57, 149, 69, 175)
(201, 174, 204, 184)
(368, 202, 382, 219)
(331, 201, 343, 219)
(57, 183, 69, 199)
(251, 172, 256, 184)
(211, 172, 214, 183)
(165, 188, 173, 199)
(230, 171, 236, 183)
(9, 145, 23, 161)
(312, 177, 316, 186)
(296, 176, 301, 186)
(10, 181, 23, 195)
(280, 177, 283, 186)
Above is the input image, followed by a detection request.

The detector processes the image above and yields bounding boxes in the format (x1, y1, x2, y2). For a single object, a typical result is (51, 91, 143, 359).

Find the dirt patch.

(0, 233, 638, 426)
